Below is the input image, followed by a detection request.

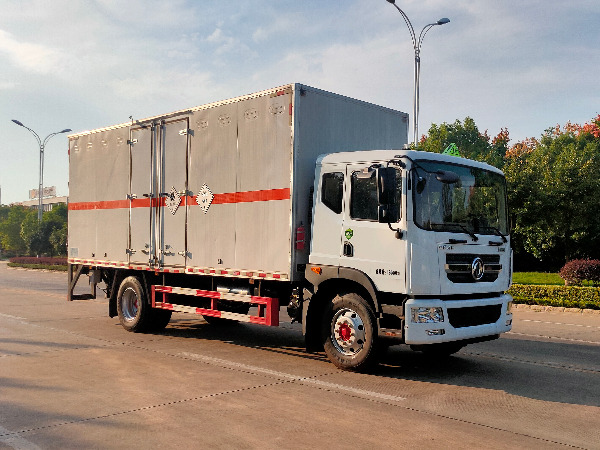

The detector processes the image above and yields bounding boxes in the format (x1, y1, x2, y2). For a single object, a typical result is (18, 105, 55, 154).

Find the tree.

(20, 209, 44, 256)
(0, 206, 28, 255)
(504, 115, 600, 266)
(20, 203, 68, 256)
(49, 222, 68, 256)
(419, 117, 509, 169)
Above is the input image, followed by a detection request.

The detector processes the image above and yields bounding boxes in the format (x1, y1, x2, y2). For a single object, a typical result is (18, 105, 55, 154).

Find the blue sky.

(1, 0, 598, 204)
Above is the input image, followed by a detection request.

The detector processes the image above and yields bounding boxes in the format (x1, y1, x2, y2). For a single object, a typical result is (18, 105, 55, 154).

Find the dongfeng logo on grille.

(471, 257, 485, 281)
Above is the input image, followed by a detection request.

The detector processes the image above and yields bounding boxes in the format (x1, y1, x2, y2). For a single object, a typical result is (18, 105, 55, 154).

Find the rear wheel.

(322, 293, 379, 371)
(149, 308, 172, 331)
(117, 276, 152, 332)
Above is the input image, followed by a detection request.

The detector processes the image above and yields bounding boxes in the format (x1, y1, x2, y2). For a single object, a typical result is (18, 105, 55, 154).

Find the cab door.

(309, 166, 346, 267)
(340, 164, 406, 293)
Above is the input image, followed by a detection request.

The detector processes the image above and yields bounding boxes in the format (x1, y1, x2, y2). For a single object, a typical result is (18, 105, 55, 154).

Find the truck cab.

(304, 149, 512, 368)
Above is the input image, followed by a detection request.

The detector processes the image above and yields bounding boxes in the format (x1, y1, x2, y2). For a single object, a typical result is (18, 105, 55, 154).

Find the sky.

(1, 0, 598, 205)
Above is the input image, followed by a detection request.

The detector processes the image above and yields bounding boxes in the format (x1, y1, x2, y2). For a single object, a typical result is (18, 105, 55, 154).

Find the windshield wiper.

(430, 223, 479, 241)
(480, 225, 508, 243)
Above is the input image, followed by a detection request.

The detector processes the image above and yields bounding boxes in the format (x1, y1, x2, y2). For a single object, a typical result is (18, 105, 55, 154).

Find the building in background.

(10, 186, 67, 212)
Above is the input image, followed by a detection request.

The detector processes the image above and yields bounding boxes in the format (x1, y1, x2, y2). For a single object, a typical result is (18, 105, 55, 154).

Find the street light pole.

(385, 0, 449, 147)
(11, 120, 71, 221)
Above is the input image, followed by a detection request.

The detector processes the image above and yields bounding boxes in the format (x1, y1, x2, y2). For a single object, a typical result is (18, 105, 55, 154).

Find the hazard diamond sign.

(196, 184, 214, 213)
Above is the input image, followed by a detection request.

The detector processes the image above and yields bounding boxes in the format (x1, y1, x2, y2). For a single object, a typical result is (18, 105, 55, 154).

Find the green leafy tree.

(0, 206, 28, 255)
(419, 117, 509, 169)
(20, 203, 68, 256)
(505, 115, 600, 266)
(49, 222, 68, 256)
(20, 209, 43, 256)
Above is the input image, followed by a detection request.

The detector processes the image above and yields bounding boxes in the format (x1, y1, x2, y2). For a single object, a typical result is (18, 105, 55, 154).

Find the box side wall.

(68, 128, 130, 263)
(186, 87, 294, 276)
(290, 84, 408, 278)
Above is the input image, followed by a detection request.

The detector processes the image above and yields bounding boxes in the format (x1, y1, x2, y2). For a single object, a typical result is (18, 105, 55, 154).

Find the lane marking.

(507, 331, 600, 346)
(0, 425, 42, 450)
(179, 352, 406, 403)
(520, 319, 600, 330)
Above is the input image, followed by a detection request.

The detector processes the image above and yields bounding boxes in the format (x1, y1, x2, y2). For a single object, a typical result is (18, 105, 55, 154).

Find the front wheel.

(322, 293, 379, 371)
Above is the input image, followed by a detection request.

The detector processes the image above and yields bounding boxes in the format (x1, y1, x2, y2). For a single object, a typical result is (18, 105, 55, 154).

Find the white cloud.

(0, 29, 67, 75)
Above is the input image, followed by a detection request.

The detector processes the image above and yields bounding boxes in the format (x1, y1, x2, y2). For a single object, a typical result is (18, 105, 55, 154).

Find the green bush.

(508, 284, 600, 310)
(7, 262, 68, 271)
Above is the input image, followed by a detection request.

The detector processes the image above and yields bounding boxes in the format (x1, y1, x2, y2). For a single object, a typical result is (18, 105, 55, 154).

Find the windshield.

(413, 160, 508, 236)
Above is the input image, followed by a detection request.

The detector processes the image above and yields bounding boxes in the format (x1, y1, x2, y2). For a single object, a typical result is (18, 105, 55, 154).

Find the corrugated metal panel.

(158, 118, 189, 268)
(234, 90, 292, 273)
(187, 102, 239, 269)
(68, 127, 129, 261)
(129, 126, 154, 265)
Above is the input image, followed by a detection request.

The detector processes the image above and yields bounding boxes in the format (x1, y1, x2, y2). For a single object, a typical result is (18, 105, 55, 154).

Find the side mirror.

(377, 167, 396, 204)
(377, 167, 399, 223)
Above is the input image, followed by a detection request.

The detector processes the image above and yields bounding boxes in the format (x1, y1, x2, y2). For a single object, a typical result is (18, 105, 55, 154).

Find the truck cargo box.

(68, 83, 408, 282)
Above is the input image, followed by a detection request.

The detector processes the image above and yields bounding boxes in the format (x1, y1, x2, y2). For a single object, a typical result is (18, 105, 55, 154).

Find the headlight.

(507, 301, 513, 313)
(411, 307, 444, 323)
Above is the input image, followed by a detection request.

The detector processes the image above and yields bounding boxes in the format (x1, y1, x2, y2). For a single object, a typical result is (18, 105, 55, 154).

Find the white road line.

(507, 331, 600, 345)
(0, 425, 42, 450)
(520, 319, 600, 329)
(180, 352, 406, 403)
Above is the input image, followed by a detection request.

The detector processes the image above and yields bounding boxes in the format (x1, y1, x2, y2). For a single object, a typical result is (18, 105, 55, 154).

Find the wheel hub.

(121, 287, 139, 322)
(331, 308, 366, 356)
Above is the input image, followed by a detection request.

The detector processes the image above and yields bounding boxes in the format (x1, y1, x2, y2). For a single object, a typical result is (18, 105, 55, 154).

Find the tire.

(149, 308, 172, 332)
(117, 276, 153, 332)
(322, 293, 379, 371)
(410, 342, 464, 358)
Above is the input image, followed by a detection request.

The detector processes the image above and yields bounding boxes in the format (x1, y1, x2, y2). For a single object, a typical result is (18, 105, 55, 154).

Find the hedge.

(9, 257, 67, 266)
(7, 263, 68, 272)
(508, 284, 600, 310)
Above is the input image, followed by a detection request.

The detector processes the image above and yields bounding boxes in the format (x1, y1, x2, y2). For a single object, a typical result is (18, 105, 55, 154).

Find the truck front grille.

(447, 304, 502, 328)
(445, 253, 502, 283)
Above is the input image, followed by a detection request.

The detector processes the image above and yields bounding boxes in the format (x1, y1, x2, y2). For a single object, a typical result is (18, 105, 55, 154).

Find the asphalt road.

(1, 263, 599, 449)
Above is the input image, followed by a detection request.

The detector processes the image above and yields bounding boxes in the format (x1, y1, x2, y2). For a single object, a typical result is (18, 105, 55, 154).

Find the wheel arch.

(302, 265, 380, 351)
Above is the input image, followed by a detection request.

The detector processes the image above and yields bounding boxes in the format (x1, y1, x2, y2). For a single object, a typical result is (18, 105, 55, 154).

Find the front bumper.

(403, 293, 512, 345)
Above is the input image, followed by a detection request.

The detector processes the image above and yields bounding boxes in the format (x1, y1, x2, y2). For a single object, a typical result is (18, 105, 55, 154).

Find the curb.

(513, 303, 600, 315)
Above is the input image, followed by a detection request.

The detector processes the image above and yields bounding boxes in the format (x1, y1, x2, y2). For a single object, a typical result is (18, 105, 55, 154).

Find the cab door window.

(350, 172, 378, 221)
(350, 169, 401, 222)
(321, 172, 344, 214)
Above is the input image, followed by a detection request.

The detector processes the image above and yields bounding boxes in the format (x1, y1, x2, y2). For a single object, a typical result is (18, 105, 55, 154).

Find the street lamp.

(11, 120, 71, 221)
(385, 0, 449, 146)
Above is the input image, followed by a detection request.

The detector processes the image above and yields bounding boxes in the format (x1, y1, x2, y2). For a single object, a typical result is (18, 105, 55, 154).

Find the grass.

(512, 272, 564, 286)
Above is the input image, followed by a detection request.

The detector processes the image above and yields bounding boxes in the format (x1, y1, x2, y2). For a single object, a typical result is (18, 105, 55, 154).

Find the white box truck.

(68, 83, 513, 370)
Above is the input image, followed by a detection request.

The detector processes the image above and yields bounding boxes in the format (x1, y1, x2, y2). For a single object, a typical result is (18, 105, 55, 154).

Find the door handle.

(343, 241, 354, 257)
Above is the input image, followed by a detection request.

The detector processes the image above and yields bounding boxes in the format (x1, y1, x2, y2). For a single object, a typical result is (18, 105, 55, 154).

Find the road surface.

(1, 263, 599, 449)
